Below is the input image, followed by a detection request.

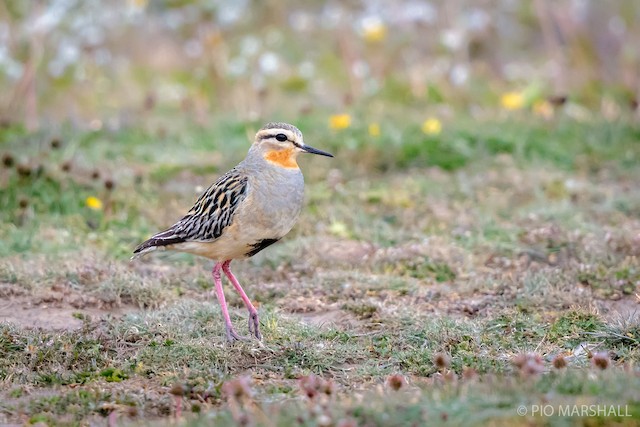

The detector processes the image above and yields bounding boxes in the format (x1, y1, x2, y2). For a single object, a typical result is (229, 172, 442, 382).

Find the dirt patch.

(0, 296, 137, 331)
(304, 238, 377, 264)
(598, 296, 640, 321)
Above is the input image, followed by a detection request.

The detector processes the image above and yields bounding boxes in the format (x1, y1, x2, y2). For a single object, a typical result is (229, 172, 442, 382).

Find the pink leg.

(222, 260, 262, 340)
(212, 262, 246, 341)
(107, 411, 117, 427)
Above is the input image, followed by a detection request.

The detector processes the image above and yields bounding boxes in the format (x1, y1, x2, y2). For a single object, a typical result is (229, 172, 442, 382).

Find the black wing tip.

(133, 239, 155, 254)
(133, 230, 185, 254)
(133, 241, 149, 254)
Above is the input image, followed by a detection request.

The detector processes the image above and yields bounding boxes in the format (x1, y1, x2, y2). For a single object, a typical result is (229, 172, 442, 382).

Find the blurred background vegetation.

(1, 0, 639, 129)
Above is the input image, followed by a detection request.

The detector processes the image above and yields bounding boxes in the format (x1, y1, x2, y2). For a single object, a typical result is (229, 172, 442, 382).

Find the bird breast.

(238, 166, 304, 241)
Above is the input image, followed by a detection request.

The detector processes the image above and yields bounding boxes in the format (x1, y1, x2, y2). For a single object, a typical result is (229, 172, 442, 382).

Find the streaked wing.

(133, 168, 248, 254)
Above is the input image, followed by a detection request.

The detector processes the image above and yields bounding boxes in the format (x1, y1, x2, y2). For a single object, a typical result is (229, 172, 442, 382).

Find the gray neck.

(243, 143, 265, 167)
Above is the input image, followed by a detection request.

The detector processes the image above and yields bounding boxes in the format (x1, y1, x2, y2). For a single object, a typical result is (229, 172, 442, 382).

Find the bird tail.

(130, 245, 159, 260)
(131, 228, 185, 260)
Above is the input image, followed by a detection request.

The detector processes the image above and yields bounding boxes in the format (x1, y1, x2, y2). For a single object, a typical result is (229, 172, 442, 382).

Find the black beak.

(301, 144, 334, 157)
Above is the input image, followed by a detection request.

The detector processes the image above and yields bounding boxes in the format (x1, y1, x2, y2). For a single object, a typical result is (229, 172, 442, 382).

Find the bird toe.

(225, 326, 249, 342)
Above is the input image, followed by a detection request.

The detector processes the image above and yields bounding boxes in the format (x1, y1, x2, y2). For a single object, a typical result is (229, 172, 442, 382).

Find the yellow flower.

(362, 22, 387, 43)
(86, 196, 103, 210)
(329, 221, 350, 238)
(501, 91, 524, 110)
(329, 114, 351, 130)
(134, 362, 146, 375)
(368, 123, 380, 137)
(129, 0, 148, 8)
(533, 100, 553, 118)
(421, 118, 442, 135)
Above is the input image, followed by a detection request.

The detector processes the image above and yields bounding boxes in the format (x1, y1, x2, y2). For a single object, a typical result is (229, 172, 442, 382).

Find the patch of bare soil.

(598, 296, 640, 321)
(0, 297, 135, 330)
(0, 284, 138, 331)
(305, 238, 377, 264)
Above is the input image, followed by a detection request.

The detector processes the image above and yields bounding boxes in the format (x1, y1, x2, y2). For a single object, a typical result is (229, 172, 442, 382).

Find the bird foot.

(248, 311, 262, 340)
(225, 325, 249, 342)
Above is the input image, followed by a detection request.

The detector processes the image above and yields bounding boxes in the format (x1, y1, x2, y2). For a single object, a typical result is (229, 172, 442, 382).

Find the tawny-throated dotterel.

(133, 123, 333, 341)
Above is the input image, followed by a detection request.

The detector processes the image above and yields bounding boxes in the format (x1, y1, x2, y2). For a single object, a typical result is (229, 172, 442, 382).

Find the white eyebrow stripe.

(256, 129, 297, 141)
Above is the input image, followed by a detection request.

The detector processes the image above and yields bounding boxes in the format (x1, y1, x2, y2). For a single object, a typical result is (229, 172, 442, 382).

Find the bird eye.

(275, 133, 288, 142)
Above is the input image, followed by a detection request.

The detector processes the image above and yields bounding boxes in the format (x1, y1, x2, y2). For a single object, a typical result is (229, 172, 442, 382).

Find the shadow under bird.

(132, 123, 333, 341)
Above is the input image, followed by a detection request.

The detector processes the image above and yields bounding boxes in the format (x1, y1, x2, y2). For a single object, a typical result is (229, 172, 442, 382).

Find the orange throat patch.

(264, 148, 298, 169)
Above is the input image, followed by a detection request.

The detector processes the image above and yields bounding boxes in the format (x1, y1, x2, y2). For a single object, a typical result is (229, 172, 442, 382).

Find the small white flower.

(259, 52, 280, 75)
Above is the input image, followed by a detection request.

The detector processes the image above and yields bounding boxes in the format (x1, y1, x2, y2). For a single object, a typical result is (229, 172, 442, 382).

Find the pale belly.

(171, 228, 275, 260)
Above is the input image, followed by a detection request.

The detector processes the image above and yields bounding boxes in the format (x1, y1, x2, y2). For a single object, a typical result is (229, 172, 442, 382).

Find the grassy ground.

(1, 112, 640, 426)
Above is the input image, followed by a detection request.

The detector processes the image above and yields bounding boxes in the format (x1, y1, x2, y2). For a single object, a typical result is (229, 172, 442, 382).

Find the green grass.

(178, 371, 640, 427)
(1, 114, 640, 425)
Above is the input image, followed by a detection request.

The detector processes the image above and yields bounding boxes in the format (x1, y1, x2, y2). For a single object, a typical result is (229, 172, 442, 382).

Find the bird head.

(254, 123, 333, 168)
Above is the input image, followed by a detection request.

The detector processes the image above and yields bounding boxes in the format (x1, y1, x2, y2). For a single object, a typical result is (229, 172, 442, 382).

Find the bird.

(132, 122, 333, 341)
